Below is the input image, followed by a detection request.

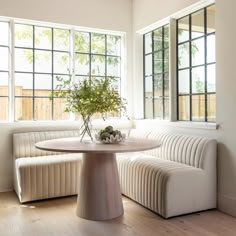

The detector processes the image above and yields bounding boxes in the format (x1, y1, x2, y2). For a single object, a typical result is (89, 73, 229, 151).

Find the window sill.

(134, 119, 218, 130)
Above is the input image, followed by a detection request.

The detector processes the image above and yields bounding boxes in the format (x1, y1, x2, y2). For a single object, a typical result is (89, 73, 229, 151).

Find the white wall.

(132, 0, 236, 217)
(0, 0, 133, 191)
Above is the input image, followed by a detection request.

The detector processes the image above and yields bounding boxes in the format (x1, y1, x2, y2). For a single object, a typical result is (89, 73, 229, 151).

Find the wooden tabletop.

(35, 137, 161, 154)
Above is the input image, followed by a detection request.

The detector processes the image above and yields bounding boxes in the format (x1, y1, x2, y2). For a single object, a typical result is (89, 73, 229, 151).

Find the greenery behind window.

(143, 25, 169, 120)
(0, 19, 122, 121)
(177, 4, 216, 122)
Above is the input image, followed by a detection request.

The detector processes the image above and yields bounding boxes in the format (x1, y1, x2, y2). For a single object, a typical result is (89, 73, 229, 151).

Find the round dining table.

(35, 137, 160, 221)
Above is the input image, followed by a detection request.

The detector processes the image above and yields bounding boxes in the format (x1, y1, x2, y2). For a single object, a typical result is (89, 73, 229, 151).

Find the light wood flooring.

(0, 192, 236, 236)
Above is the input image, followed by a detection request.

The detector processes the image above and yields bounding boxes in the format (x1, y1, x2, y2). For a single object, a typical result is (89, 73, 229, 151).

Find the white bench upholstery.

(117, 129, 217, 218)
(13, 129, 217, 219)
(13, 130, 82, 203)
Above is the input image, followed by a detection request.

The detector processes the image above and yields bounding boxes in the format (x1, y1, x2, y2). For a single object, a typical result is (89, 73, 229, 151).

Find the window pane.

(0, 72, 8, 96)
(0, 47, 9, 71)
(0, 97, 8, 121)
(207, 64, 216, 92)
(178, 96, 190, 120)
(75, 53, 90, 75)
(164, 25, 169, 48)
(145, 54, 152, 76)
(15, 48, 33, 72)
(54, 52, 70, 74)
(15, 24, 33, 48)
(192, 38, 204, 66)
(164, 98, 169, 120)
(191, 9, 204, 39)
(53, 98, 69, 120)
(91, 33, 105, 54)
(178, 16, 189, 43)
(145, 32, 152, 54)
(53, 75, 70, 90)
(207, 94, 216, 122)
(35, 50, 52, 73)
(154, 51, 162, 74)
(154, 74, 162, 97)
(34, 98, 52, 120)
(0, 22, 9, 46)
(207, 5, 215, 33)
(145, 76, 153, 98)
(91, 55, 105, 76)
(207, 34, 215, 63)
(107, 35, 121, 56)
(15, 97, 33, 120)
(74, 76, 90, 85)
(164, 48, 169, 72)
(54, 29, 70, 51)
(178, 69, 190, 94)
(164, 73, 169, 97)
(145, 98, 153, 119)
(35, 74, 52, 96)
(15, 73, 33, 96)
(75, 32, 90, 53)
(111, 78, 120, 92)
(35, 26, 52, 50)
(192, 66, 205, 94)
(154, 98, 163, 119)
(192, 95, 205, 121)
(178, 42, 189, 69)
(107, 56, 120, 77)
(153, 28, 162, 51)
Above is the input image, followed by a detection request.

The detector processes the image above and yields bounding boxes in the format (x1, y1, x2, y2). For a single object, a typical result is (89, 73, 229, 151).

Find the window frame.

(140, 0, 216, 124)
(176, 4, 216, 122)
(0, 17, 126, 122)
(143, 24, 170, 120)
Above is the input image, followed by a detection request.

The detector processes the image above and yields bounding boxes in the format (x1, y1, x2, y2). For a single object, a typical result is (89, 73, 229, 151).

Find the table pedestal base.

(76, 153, 124, 221)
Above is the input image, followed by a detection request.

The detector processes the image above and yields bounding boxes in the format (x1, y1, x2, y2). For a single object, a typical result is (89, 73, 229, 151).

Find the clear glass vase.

(80, 115, 93, 142)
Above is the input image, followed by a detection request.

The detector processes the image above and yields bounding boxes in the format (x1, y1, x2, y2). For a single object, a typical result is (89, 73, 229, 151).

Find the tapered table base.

(76, 153, 124, 221)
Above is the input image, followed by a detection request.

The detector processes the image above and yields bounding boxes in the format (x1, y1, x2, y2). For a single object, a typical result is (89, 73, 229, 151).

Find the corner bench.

(13, 130, 81, 203)
(116, 129, 217, 218)
(13, 129, 217, 219)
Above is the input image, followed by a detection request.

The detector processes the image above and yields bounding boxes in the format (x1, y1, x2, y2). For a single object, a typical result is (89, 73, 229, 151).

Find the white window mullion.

(9, 19, 15, 122)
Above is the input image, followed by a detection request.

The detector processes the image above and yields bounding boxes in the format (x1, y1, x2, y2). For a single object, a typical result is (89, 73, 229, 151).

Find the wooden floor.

(0, 192, 236, 236)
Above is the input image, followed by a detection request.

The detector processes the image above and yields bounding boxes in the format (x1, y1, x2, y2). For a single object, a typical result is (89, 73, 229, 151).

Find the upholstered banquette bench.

(116, 129, 217, 218)
(13, 130, 81, 203)
(13, 129, 216, 219)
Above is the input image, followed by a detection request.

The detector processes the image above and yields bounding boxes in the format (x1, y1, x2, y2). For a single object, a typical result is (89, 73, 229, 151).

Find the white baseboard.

(218, 194, 236, 217)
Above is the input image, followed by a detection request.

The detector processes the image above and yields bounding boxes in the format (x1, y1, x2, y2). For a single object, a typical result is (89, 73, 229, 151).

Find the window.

(0, 18, 123, 122)
(74, 32, 121, 118)
(14, 24, 70, 120)
(143, 3, 215, 123)
(177, 4, 216, 122)
(0, 21, 10, 121)
(75, 32, 121, 80)
(143, 25, 169, 119)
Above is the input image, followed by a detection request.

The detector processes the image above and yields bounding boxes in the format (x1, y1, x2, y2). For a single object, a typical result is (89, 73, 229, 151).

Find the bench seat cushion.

(117, 153, 215, 218)
(15, 154, 82, 203)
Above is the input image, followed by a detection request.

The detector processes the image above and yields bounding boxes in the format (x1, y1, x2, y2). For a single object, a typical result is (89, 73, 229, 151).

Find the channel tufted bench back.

(129, 130, 215, 169)
(13, 130, 80, 159)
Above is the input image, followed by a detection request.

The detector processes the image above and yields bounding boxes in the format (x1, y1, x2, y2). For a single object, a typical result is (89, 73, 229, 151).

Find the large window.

(143, 3, 215, 123)
(143, 25, 169, 119)
(14, 24, 71, 120)
(177, 4, 216, 122)
(0, 18, 123, 122)
(74, 32, 121, 118)
(0, 21, 10, 121)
